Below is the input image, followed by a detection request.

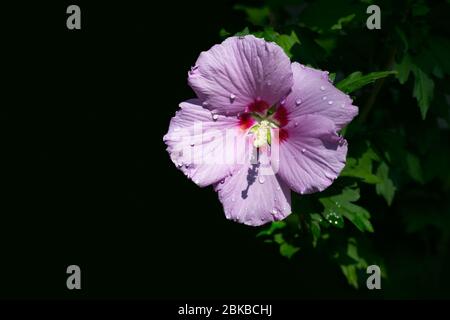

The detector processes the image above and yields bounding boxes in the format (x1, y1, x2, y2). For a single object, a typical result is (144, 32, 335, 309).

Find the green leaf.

(330, 14, 356, 30)
(253, 28, 300, 58)
(309, 215, 321, 247)
(279, 243, 300, 259)
(406, 152, 425, 184)
(375, 162, 396, 206)
(274, 233, 300, 259)
(395, 54, 412, 84)
(256, 221, 286, 237)
(320, 187, 374, 232)
(336, 238, 369, 289)
(234, 27, 250, 37)
(336, 71, 397, 93)
(219, 28, 231, 38)
(275, 31, 301, 58)
(340, 264, 359, 288)
(411, 66, 435, 119)
(340, 148, 381, 184)
(234, 5, 270, 26)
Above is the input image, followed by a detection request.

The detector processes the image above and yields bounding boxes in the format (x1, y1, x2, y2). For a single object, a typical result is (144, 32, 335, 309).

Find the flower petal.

(284, 62, 358, 130)
(214, 153, 291, 226)
(163, 99, 251, 187)
(277, 114, 347, 194)
(188, 35, 293, 116)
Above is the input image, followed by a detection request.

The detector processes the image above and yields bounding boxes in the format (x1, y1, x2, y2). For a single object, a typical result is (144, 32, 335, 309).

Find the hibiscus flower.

(163, 35, 358, 226)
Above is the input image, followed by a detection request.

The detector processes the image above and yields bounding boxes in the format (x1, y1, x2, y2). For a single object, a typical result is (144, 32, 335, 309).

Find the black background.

(0, 1, 381, 299)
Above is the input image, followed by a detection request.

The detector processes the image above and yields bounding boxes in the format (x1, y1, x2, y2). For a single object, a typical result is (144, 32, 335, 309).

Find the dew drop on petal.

(320, 86, 325, 91)
(301, 148, 306, 153)
(229, 93, 236, 103)
(322, 96, 327, 100)
(202, 101, 209, 107)
(294, 122, 298, 127)
(267, 80, 272, 86)
(295, 99, 302, 106)
(190, 142, 195, 147)
(258, 176, 265, 184)
(271, 208, 278, 215)
(212, 113, 219, 121)
(276, 185, 281, 191)
(328, 100, 333, 105)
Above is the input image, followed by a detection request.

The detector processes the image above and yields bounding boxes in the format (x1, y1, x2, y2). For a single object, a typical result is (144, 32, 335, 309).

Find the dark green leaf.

(341, 148, 381, 184)
(395, 54, 412, 84)
(320, 188, 374, 232)
(256, 221, 286, 237)
(336, 71, 397, 93)
(234, 5, 270, 26)
(406, 152, 425, 184)
(375, 162, 396, 206)
(411, 66, 434, 119)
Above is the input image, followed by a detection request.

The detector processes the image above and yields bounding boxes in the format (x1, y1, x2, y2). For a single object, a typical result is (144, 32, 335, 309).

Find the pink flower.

(163, 35, 358, 226)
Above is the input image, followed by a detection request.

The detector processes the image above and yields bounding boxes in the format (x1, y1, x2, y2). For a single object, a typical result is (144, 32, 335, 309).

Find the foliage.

(222, 0, 450, 292)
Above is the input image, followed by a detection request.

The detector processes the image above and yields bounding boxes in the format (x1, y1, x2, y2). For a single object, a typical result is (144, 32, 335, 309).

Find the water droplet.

(276, 186, 281, 191)
(341, 103, 345, 108)
(220, 179, 225, 184)
(238, 35, 245, 40)
(294, 122, 298, 127)
(271, 209, 278, 215)
(328, 100, 333, 105)
(295, 99, 302, 106)
(212, 113, 219, 121)
(280, 98, 286, 105)
(231, 198, 235, 202)
(190, 142, 195, 147)
(325, 210, 341, 225)
(301, 148, 306, 153)
(185, 164, 190, 168)
(202, 101, 209, 107)
(322, 96, 327, 100)
(267, 80, 272, 86)
(195, 179, 200, 184)
(258, 176, 265, 184)
(177, 162, 183, 168)
(229, 93, 236, 103)
(320, 86, 325, 91)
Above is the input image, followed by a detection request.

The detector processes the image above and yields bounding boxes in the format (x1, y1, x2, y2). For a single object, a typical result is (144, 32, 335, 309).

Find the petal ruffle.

(163, 99, 251, 187)
(277, 114, 347, 194)
(188, 35, 293, 116)
(284, 62, 358, 130)
(214, 152, 291, 226)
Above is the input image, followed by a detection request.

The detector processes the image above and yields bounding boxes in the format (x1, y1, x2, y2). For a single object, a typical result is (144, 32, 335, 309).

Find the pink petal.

(163, 99, 251, 187)
(214, 152, 291, 226)
(188, 35, 293, 116)
(284, 62, 358, 130)
(278, 114, 347, 194)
